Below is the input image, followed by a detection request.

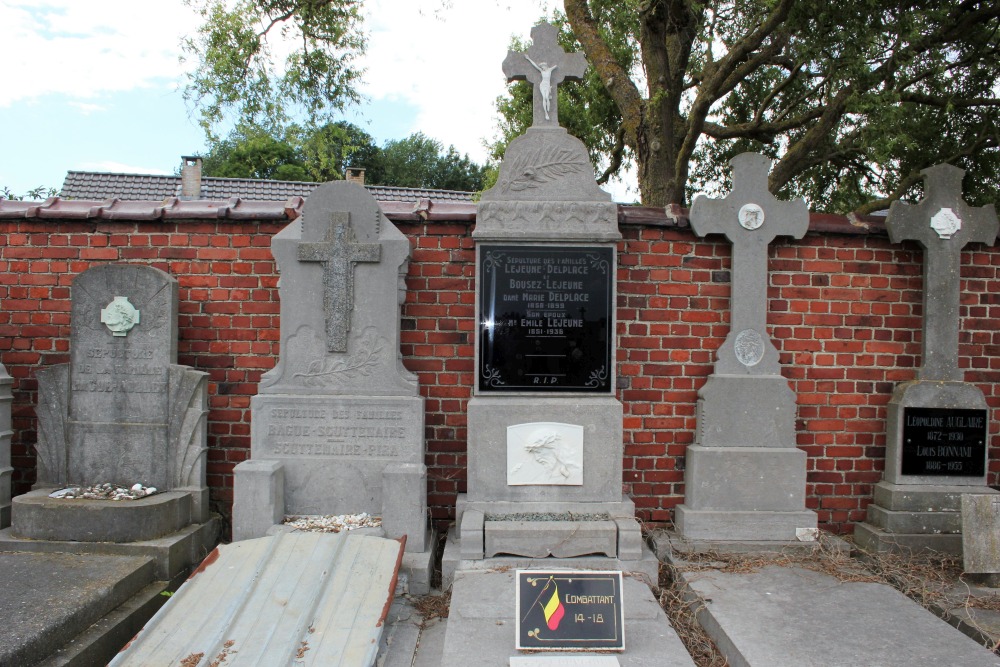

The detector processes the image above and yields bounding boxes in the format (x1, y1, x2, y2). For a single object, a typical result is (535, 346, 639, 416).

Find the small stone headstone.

(34, 264, 209, 511)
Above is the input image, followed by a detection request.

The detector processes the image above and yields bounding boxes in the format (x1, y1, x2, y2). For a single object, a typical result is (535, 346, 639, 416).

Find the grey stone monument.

(443, 22, 655, 587)
(1, 264, 217, 580)
(232, 181, 433, 592)
(855, 164, 999, 555)
(673, 153, 818, 542)
(0, 363, 12, 528)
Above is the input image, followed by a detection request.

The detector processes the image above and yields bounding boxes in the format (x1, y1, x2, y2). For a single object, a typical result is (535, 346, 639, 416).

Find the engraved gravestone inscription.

(479, 245, 613, 392)
(901, 407, 987, 477)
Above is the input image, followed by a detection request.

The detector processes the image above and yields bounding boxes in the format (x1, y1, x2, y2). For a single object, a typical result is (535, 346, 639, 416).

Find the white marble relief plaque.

(507, 422, 583, 486)
(100, 296, 140, 337)
(738, 203, 765, 230)
(734, 328, 765, 367)
(930, 207, 961, 240)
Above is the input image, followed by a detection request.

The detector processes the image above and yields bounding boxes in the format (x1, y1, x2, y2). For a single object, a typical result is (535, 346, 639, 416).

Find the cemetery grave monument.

(439, 24, 692, 667)
(232, 181, 434, 593)
(855, 164, 1000, 555)
(671, 153, 818, 544)
(0, 263, 218, 581)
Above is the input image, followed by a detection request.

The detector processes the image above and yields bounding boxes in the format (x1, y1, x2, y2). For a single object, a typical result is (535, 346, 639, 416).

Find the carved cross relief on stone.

(689, 153, 810, 375)
(502, 22, 587, 128)
(885, 164, 999, 381)
(297, 213, 381, 352)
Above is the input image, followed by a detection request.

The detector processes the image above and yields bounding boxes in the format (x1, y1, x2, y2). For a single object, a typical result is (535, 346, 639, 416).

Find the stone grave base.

(441, 523, 659, 590)
(855, 480, 1000, 556)
(0, 512, 219, 582)
(448, 494, 651, 585)
(0, 552, 169, 667)
(674, 444, 817, 541)
(439, 568, 696, 667)
(11, 488, 200, 542)
(649, 528, 851, 558)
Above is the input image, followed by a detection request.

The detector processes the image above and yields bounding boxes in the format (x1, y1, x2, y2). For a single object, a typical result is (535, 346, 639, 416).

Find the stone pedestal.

(675, 374, 817, 541)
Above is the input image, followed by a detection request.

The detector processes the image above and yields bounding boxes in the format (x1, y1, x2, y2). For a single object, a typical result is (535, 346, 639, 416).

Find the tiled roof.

(60, 171, 476, 203)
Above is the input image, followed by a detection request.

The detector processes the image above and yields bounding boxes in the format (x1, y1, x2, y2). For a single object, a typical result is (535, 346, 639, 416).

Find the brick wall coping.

(0, 197, 889, 235)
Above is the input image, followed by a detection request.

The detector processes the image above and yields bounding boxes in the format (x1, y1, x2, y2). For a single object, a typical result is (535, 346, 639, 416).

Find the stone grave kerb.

(502, 22, 587, 129)
(885, 164, 999, 382)
(689, 152, 809, 376)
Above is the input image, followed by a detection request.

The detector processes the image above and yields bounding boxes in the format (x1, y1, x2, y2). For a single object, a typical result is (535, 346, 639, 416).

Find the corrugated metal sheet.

(110, 532, 404, 667)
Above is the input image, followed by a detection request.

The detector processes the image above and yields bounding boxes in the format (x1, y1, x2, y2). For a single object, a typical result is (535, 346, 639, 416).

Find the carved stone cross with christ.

(502, 22, 587, 128)
(690, 153, 810, 375)
(885, 164, 998, 382)
(297, 213, 381, 352)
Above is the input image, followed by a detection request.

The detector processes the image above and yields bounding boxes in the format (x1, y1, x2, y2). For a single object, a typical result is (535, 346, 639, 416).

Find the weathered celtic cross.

(690, 153, 809, 375)
(502, 22, 587, 127)
(885, 164, 998, 382)
(297, 213, 381, 352)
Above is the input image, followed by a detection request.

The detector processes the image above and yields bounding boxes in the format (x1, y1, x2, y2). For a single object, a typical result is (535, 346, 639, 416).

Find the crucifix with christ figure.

(885, 164, 998, 382)
(297, 213, 381, 353)
(502, 22, 587, 128)
(689, 153, 810, 376)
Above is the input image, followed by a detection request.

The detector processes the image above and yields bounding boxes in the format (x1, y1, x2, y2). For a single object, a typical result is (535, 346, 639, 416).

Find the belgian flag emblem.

(541, 581, 566, 631)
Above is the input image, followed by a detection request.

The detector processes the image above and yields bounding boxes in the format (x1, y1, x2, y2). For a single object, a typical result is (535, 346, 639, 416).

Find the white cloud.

(68, 101, 107, 115)
(0, 0, 199, 107)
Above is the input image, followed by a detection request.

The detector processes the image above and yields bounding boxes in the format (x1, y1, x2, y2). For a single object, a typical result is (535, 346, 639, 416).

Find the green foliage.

(497, 1, 1000, 211)
(201, 124, 488, 190)
(181, 0, 366, 138)
(1, 186, 58, 201)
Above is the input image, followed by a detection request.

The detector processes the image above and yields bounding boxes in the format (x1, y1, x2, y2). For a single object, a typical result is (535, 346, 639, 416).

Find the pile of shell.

(283, 513, 382, 533)
(48, 483, 158, 500)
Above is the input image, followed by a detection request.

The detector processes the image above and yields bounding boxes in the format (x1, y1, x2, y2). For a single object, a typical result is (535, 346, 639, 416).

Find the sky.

(1, 0, 637, 201)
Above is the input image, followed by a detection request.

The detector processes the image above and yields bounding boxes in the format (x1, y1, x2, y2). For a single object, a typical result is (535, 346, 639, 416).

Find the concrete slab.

(0, 552, 160, 667)
(853, 521, 963, 556)
(441, 569, 695, 667)
(673, 564, 1000, 667)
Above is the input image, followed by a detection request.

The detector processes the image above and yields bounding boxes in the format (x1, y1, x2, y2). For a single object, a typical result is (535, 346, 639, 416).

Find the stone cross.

(502, 22, 587, 128)
(298, 213, 381, 352)
(689, 153, 809, 375)
(885, 164, 998, 381)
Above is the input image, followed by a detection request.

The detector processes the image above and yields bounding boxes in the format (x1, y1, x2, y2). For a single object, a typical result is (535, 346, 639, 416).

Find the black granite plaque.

(901, 407, 987, 476)
(515, 570, 624, 651)
(478, 245, 613, 392)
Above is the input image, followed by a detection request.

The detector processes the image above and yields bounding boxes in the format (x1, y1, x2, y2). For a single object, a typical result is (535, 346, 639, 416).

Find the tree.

(201, 124, 488, 191)
(181, 0, 366, 138)
(379, 134, 488, 191)
(495, 2, 1000, 211)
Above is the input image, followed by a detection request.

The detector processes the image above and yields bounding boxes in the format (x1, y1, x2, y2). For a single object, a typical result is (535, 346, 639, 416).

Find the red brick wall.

(1, 216, 998, 536)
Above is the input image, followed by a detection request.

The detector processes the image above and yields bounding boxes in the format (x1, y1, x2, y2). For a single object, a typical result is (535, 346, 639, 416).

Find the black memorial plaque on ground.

(515, 570, 624, 651)
(901, 407, 987, 476)
(478, 245, 613, 392)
